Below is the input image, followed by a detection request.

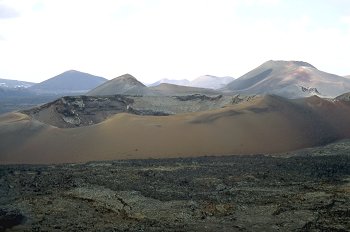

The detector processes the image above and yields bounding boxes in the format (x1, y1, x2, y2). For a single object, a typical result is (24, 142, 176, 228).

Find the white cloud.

(242, 0, 280, 6)
(0, 0, 349, 82)
(341, 16, 350, 25)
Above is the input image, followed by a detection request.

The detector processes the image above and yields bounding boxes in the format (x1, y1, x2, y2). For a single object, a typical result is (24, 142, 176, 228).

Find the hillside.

(335, 92, 350, 101)
(30, 70, 107, 94)
(87, 74, 152, 96)
(21, 94, 237, 128)
(2, 94, 350, 163)
(224, 60, 350, 98)
(88, 75, 226, 96)
(0, 78, 35, 88)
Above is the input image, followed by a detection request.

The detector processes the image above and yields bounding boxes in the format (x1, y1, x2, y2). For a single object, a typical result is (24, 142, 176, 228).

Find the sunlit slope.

(1, 95, 350, 164)
(224, 60, 350, 98)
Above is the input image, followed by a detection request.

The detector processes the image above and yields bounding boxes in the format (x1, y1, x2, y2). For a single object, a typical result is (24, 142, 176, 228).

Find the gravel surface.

(1, 144, 350, 231)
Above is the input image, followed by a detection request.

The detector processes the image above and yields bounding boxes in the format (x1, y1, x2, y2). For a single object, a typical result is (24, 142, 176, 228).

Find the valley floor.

(1, 141, 350, 231)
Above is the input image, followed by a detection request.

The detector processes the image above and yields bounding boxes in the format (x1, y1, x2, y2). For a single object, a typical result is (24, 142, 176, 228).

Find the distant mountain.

(0, 78, 35, 88)
(148, 83, 221, 96)
(88, 74, 224, 96)
(149, 75, 234, 89)
(0, 87, 34, 97)
(345, 75, 350, 79)
(87, 74, 152, 96)
(224, 60, 350, 98)
(30, 70, 107, 94)
(0, 87, 59, 114)
(190, 75, 234, 89)
(148, 78, 190, 87)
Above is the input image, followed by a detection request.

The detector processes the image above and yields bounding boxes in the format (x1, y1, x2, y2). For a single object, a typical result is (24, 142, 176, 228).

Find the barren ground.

(1, 141, 350, 231)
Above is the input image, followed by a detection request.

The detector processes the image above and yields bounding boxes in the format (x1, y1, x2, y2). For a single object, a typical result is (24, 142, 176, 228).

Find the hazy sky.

(0, 0, 349, 83)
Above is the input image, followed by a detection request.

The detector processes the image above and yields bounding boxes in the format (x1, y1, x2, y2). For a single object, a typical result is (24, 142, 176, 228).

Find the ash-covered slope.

(30, 70, 107, 94)
(2, 94, 350, 163)
(224, 60, 350, 98)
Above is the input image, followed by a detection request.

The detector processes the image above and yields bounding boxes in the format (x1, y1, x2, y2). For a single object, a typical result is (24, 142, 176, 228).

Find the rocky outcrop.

(0, 208, 25, 231)
(230, 94, 257, 104)
(300, 86, 321, 95)
(21, 94, 236, 128)
(22, 95, 136, 128)
(335, 92, 350, 102)
(174, 94, 223, 101)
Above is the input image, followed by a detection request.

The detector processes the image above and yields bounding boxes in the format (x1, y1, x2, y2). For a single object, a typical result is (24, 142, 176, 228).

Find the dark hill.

(30, 70, 107, 94)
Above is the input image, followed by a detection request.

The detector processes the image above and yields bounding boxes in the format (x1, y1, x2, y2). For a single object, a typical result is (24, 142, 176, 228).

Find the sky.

(0, 0, 349, 83)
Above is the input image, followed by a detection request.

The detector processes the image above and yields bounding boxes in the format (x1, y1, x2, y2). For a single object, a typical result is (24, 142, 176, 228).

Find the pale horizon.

(1, 0, 350, 83)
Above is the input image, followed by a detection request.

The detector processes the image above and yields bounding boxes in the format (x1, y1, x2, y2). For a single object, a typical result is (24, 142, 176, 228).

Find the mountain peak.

(117, 73, 138, 80)
(291, 61, 316, 68)
(29, 70, 107, 93)
(65, 69, 79, 73)
(87, 74, 149, 96)
(113, 74, 145, 86)
(264, 60, 316, 69)
(225, 60, 350, 98)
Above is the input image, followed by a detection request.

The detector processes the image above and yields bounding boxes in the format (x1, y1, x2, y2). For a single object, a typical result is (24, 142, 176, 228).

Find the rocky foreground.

(1, 141, 350, 231)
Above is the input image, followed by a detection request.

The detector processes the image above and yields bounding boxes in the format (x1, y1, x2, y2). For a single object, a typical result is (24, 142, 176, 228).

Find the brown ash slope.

(2, 94, 350, 164)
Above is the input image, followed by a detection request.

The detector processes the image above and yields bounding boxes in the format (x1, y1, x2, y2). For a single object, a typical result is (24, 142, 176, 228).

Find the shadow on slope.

(2, 94, 350, 164)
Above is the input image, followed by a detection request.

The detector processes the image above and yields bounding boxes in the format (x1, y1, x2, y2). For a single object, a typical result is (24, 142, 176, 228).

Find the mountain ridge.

(224, 60, 350, 98)
(149, 75, 234, 90)
(30, 70, 107, 94)
(0, 78, 35, 88)
(87, 74, 152, 96)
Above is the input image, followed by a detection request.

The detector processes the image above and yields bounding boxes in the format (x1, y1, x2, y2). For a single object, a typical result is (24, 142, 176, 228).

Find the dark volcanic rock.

(300, 86, 321, 95)
(127, 107, 171, 116)
(336, 92, 350, 102)
(174, 94, 222, 101)
(0, 146, 350, 231)
(21, 94, 235, 128)
(0, 208, 25, 231)
(22, 95, 134, 127)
